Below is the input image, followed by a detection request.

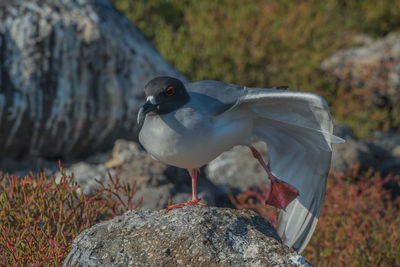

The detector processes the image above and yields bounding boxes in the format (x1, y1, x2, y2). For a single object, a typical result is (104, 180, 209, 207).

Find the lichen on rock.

(64, 206, 308, 267)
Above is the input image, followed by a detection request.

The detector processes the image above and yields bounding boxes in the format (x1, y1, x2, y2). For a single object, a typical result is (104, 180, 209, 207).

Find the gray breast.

(138, 106, 214, 167)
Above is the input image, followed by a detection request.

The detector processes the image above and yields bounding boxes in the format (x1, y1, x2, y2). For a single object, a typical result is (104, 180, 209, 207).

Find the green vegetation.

(112, 0, 400, 138)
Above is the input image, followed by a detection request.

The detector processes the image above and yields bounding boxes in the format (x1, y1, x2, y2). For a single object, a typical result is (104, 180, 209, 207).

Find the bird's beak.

(137, 100, 158, 124)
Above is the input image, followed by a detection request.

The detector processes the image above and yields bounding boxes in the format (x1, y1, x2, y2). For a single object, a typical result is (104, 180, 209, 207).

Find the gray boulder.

(60, 139, 220, 210)
(64, 206, 309, 267)
(332, 123, 400, 174)
(0, 0, 185, 159)
(206, 142, 269, 192)
(332, 123, 380, 172)
(372, 131, 400, 174)
(57, 161, 114, 195)
(321, 32, 400, 103)
(105, 140, 217, 210)
(321, 31, 400, 133)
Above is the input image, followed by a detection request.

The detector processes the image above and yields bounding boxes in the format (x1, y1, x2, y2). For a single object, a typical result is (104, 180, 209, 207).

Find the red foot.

(266, 176, 299, 210)
(250, 146, 299, 210)
(167, 199, 208, 210)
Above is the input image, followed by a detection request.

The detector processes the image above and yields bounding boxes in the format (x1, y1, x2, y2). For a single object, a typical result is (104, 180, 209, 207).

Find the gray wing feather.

(186, 80, 245, 116)
(233, 87, 343, 252)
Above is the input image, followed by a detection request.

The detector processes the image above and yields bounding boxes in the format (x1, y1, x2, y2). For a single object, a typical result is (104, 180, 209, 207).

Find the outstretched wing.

(186, 80, 245, 116)
(233, 87, 343, 252)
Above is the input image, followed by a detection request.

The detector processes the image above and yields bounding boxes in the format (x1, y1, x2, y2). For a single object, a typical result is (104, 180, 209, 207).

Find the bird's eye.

(165, 86, 175, 96)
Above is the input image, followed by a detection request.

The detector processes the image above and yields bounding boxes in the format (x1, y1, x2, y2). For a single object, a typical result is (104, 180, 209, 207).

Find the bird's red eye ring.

(165, 86, 175, 96)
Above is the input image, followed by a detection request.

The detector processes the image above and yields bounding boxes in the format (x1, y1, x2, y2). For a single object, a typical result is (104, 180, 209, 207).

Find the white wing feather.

(234, 87, 344, 252)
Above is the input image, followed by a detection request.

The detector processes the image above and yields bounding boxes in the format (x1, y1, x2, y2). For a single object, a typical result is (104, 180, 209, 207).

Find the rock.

(64, 206, 308, 267)
(105, 140, 177, 189)
(373, 131, 400, 156)
(206, 142, 269, 192)
(332, 123, 400, 174)
(0, 0, 185, 159)
(57, 162, 114, 195)
(392, 146, 400, 157)
(60, 140, 222, 210)
(372, 131, 400, 174)
(321, 32, 400, 132)
(0, 156, 59, 177)
(333, 122, 357, 140)
(332, 137, 376, 172)
(321, 32, 400, 101)
(332, 123, 374, 172)
(105, 140, 219, 209)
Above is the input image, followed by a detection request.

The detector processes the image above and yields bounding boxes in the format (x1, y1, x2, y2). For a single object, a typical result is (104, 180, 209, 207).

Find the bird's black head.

(137, 76, 190, 124)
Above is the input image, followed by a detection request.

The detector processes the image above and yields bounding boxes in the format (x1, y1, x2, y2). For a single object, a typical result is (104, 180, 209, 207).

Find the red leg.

(250, 146, 298, 210)
(167, 168, 208, 210)
(190, 168, 199, 201)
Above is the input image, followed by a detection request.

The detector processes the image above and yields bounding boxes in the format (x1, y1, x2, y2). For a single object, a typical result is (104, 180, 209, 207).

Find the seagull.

(137, 76, 344, 253)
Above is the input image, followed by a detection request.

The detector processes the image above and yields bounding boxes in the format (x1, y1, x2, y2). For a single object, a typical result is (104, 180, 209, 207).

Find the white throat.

(146, 96, 156, 104)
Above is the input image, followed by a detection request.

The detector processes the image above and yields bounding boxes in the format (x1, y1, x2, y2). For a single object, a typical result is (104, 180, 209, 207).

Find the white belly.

(139, 107, 253, 169)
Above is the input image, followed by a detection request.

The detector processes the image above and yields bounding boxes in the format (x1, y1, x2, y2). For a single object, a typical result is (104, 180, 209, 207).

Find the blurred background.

(1, 0, 400, 265)
(114, 0, 400, 138)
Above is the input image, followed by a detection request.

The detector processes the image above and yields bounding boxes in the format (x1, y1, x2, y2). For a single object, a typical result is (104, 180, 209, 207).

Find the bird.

(137, 76, 344, 253)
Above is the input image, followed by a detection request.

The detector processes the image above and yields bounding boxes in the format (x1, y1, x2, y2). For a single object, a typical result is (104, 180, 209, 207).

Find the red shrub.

(230, 165, 400, 266)
(0, 164, 141, 266)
